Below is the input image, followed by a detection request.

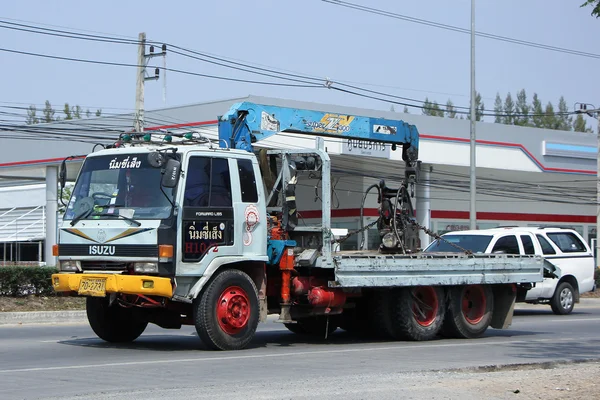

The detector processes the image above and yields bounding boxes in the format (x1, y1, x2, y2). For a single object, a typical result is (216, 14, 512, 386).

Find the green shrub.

(0, 266, 59, 297)
(596, 267, 600, 288)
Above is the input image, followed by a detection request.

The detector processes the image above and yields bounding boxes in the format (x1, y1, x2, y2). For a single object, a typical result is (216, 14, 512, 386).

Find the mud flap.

(490, 284, 517, 329)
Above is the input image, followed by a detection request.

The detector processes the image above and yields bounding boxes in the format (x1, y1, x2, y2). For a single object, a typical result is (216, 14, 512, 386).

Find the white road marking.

(1, 336, 592, 374)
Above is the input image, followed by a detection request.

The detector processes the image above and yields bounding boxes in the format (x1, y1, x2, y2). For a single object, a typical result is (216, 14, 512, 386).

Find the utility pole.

(469, 0, 477, 230)
(575, 103, 600, 269)
(134, 32, 166, 133)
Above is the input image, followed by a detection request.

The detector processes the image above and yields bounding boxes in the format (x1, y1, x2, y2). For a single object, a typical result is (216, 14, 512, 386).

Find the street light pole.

(576, 103, 600, 268)
(469, 0, 477, 230)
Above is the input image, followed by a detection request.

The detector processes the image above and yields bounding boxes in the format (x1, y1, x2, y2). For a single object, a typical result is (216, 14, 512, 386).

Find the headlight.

(60, 260, 81, 271)
(382, 232, 399, 249)
(134, 262, 158, 273)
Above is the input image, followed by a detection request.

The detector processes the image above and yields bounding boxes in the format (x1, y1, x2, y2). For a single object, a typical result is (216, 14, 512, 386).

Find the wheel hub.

(462, 285, 486, 325)
(216, 286, 250, 335)
(412, 286, 438, 327)
(560, 288, 573, 310)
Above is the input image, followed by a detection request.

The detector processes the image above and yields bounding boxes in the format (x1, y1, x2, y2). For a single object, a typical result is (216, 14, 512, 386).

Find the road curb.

(0, 310, 87, 325)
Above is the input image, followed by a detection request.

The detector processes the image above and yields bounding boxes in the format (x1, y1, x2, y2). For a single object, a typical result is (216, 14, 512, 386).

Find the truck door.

(179, 156, 235, 275)
(520, 233, 546, 299)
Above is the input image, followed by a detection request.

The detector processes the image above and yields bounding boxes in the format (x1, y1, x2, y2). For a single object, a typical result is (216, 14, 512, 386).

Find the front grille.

(59, 244, 159, 257)
(81, 262, 128, 271)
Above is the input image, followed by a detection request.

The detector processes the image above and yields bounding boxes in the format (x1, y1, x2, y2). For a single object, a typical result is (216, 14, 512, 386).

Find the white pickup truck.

(424, 227, 596, 315)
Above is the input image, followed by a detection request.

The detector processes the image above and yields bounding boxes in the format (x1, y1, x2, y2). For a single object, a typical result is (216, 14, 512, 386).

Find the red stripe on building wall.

(298, 208, 595, 223)
(431, 210, 595, 223)
(145, 120, 218, 130)
(0, 155, 86, 168)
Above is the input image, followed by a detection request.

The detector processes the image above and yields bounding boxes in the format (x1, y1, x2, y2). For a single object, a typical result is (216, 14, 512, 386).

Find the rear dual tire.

(441, 285, 494, 339)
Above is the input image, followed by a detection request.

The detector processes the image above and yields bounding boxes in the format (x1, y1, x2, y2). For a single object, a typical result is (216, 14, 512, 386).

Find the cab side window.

(520, 235, 535, 255)
(491, 235, 520, 254)
(237, 159, 258, 203)
(546, 232, 586, 253)
(184, 157, 232, 207)
(536, 234, 556, 255)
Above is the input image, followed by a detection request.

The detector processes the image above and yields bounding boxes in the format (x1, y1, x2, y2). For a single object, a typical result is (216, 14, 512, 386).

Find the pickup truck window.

(535, 234, 556, 255)
(237, 159, 258, 203)
(423, 235, 493, 253)
(491, 235, 520, 254)
(546, 232, 587, 253)
(520, 235, 535, 255)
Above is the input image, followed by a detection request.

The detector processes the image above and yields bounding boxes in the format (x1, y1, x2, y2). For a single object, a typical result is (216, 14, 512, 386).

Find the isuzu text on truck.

(51, 102, 554, 350)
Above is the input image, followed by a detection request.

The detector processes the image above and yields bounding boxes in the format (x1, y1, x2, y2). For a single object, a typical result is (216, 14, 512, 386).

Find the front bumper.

(52, 273, 173, 298)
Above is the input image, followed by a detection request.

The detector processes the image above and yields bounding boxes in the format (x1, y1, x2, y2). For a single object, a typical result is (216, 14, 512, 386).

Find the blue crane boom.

(218, 101, 419, 163)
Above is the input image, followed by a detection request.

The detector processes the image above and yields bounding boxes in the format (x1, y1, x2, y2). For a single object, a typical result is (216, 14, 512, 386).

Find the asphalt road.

(1, 301, 599, 400)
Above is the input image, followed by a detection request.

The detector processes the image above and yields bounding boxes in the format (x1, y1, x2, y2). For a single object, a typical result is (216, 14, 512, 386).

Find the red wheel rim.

(462, 285, 486, 325)
(216, 286, 250, 335)
(412, 286, 439, 327)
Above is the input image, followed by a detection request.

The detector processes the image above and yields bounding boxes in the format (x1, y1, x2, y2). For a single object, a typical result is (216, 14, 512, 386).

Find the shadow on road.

(54, 325, 540, 352)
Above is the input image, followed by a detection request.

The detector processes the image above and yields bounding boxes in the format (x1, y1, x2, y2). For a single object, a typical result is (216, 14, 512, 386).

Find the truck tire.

(338, 292, 392, 338)
(442, 285, 494, 339)
(194, 269, 259, 351)
(389, 286, 446, 341)
(86, 297, 148, 343)
(550, 281, 575, 315)
(284, 316, 337, 337)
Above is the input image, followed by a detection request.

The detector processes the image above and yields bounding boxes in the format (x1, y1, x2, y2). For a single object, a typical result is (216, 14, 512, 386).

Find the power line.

(0, 47, 323, 88)
(321, 1, 600, 60)
(0, 19, 582, 118)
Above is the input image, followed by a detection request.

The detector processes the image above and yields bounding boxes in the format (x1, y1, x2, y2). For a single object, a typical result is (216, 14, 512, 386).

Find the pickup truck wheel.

(194, 269, 259, 351)
(550, 282, 575, 315)
(390, 286, 446, 341)
(285, 316, 337, 337)
(86, 297, 148, 343)
(442, 285, 494, 339)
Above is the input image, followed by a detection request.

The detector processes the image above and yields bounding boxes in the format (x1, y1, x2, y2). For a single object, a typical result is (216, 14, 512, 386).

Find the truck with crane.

(51, 101, 554, 350)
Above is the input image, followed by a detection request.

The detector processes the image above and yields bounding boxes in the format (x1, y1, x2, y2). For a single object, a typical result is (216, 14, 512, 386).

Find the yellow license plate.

(78, 278, 107, 297)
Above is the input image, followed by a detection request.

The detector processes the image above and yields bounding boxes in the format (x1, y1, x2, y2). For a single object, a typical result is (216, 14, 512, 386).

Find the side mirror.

(148, 151, 166, 168)
(59, 160, 67, 189)
(161, 159, 181, 188)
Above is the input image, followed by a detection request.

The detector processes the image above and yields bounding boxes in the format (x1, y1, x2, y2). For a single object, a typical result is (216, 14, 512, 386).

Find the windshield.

(64, 153, 174, 221)
(423, 234, 493, 253)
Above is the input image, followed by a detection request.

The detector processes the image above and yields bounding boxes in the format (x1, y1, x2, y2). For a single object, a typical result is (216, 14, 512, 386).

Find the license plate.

(78, 278, 106, 297)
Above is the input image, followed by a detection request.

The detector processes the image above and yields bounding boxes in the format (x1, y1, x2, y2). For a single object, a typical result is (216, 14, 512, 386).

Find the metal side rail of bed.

(329, 251, 554, 288)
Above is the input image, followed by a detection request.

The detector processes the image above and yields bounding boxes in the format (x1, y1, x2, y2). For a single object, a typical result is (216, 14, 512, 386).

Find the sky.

(1, 0, 599, 128)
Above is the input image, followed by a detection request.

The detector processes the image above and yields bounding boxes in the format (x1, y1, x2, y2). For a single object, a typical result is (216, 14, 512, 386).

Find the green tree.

(557, 96, 572, 131)
(531, 93, 544, 128)
(493, 93, 503, 123)
(42, 100, 55, 123)
(466, 92, 484, 121)
(581, 0, 600, 17)
(95, 109, 102, 117)
(475, 92, 484, 121)
(422, 98, 436, 116)
(445, 99, 457, 118)
(515, 89, 530, 126)
(573, 114, 590, 132)
(63, 103, 73, 120)
(73, 105, 82, 119)
(403, 105, 409, 113)
(26, 105, 39, 125)
(503, 93, 515, 125)
(542, 102, 558, 129)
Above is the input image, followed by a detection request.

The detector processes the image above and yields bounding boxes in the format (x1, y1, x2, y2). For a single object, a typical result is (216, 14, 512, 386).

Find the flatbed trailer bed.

(331, 251, 549, 288)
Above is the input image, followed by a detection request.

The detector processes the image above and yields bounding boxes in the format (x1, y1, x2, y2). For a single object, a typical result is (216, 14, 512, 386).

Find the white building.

(0, 95, 596, 265)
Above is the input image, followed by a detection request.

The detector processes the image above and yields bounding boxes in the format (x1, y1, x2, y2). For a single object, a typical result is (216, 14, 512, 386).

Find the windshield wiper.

(91, 207, 141, 226)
